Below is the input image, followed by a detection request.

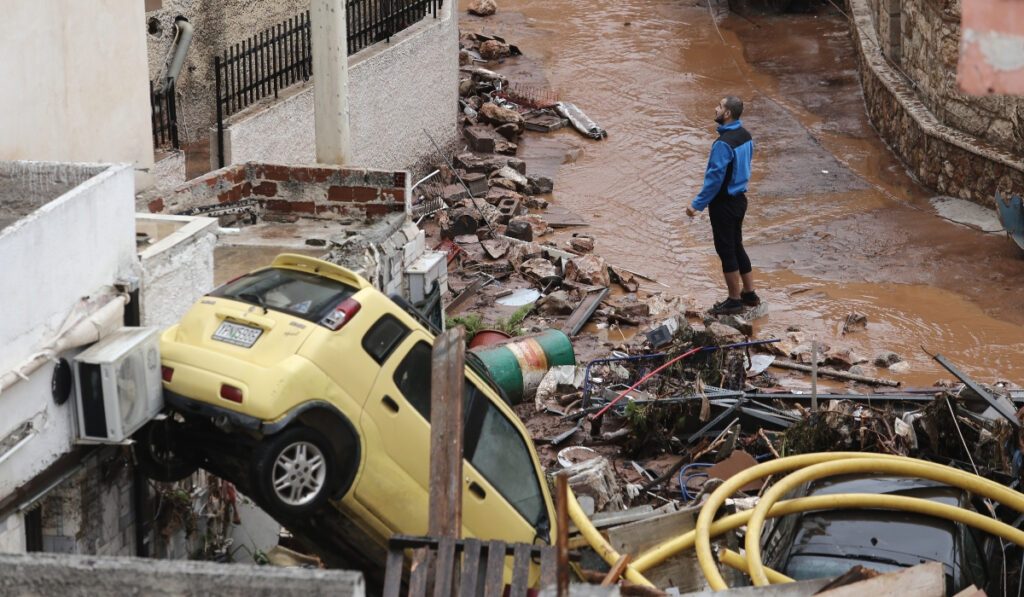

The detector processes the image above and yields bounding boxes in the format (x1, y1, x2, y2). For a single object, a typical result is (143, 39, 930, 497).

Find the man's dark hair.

(724, 96, 744, 119)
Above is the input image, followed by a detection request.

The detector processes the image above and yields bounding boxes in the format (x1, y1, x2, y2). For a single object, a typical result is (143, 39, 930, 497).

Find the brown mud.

(459, 0, 1024, 387)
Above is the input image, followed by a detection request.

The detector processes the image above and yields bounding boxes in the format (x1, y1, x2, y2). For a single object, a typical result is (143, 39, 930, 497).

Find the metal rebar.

(422, 129, 496, 236)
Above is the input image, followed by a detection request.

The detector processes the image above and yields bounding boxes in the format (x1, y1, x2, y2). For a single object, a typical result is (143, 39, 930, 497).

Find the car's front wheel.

(252, 426, 336, 518)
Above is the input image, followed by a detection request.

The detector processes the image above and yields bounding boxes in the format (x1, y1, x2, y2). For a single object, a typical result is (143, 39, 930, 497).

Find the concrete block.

(402, 229, 426, 265)
(0, 552, 365, 596)
(406, 251, 448, 303)
(462, 171, 489, 196)
(463, 126, 498, 152)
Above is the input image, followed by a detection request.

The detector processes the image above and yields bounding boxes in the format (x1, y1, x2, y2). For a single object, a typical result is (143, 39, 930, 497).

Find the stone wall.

(852, 0, 1024, 204)
(894, 0, 1024, 155)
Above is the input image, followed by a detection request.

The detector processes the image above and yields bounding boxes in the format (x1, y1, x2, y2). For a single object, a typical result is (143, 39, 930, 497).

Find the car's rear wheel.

(252, 426, 336, 518)
(134, 417, 200, 482)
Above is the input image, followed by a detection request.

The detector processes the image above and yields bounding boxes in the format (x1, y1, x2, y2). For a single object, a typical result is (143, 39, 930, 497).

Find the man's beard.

(714, 113, 725, 124)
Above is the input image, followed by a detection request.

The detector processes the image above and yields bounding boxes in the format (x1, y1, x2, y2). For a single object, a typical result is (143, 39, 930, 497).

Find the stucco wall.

(138, 214, 219, 328)
(881, 0, 1024, 155)
(145, 0, 309, 145)
(854, 0, 1024, 203)
(0, 161, 138, 503)
(217, 0, 458, 176)
(0, 2, 155, 191)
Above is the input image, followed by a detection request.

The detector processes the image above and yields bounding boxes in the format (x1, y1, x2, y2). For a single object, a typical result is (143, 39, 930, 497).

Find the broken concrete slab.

(478, 102, 525, 134)
(524, 113, 568, 133)
(565, 254, 611, 288)
(491, 165, 529, 189)
(463, 126, 501, 153)
(562, 456, 625, 513)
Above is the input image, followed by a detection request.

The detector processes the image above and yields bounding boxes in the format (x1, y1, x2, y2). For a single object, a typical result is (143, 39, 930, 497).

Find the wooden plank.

(555, 474, 570, 597)
(606, 507, 702, 592)
(815, 562, 945, 597)
(482, 541, 507, 597)
(459, 538, 483, 597)
(601, 554, 632, 586)
(429, 327, 465, 538)
(432, 536, 456, 597)
(508, 543, 532, 597)
(382, 546, 406, 597)
(538, 545, 558, 594)
(408, 547, 433, 597)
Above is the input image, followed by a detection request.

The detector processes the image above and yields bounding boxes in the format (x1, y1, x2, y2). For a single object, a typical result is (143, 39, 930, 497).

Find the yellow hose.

(743, 457, 1024, 586)
(719, 549, 794, 583)
(565, 485, 656, 587)
(631, 452, 1024, 591)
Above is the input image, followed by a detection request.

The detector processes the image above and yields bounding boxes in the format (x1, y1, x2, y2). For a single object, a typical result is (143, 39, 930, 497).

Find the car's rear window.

(210, 267, 357, 324)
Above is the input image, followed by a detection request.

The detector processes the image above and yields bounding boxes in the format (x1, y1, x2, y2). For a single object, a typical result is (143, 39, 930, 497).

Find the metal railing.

(150, 80, 179, 150)
(214, 1, 443, 167)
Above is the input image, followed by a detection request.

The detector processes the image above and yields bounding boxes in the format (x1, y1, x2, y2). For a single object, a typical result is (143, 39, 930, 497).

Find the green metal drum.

(469, 328, 576, 404)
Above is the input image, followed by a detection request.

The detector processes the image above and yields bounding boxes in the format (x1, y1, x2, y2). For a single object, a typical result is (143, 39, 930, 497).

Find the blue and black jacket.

(690, 119, 753, 211)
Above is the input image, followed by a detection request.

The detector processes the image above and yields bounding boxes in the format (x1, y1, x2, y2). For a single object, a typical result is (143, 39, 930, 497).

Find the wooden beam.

(601, 554, 633, 586)
(429, 327, 466, 538)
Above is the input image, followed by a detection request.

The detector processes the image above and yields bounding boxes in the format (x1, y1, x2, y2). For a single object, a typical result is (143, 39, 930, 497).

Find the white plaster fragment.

(963, 28, 1024, 71)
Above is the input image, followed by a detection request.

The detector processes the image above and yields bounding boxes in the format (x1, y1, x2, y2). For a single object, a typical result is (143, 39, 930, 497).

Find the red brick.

(252, 181, 278, 197)
(351, 187, 379, 203)
(292, 167, 332, 184)
(393, 172, 406, 186)
(218, 187, 242, 203)
(229, 165, 247, 183)
(388, 190, 405, 203)
(328, 186, 355, 202)
(147, 197, 164, 213)
(266, 199, 291, 212)
(290, 201, 316, 214)
(262, 164, 291, 181)
(364, 204, 400, 216)
(240, 182, 252, 198)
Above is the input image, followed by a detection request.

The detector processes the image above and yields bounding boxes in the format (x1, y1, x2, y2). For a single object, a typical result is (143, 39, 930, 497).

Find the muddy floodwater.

(459, 0, 1024, 387)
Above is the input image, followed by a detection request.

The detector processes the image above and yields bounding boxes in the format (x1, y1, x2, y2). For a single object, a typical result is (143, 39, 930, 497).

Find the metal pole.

(214, 56, 225, 168)
(555, 473, 569, 597)
(811, 339, 819, 411)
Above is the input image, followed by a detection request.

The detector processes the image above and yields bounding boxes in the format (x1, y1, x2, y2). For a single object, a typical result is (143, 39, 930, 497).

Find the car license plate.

(212, 321, 263, 348)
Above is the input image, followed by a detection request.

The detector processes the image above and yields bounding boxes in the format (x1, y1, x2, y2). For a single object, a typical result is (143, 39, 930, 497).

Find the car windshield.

(210, 267, 357, 324)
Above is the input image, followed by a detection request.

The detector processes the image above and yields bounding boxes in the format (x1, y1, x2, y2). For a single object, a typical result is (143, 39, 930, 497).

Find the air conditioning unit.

(73, 327, 163, 444)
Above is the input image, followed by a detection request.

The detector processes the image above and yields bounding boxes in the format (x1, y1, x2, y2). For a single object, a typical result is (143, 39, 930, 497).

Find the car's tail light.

(161, 366, 174, 382)
(321, 298, 361, 331)
(220, 384, 243, 403)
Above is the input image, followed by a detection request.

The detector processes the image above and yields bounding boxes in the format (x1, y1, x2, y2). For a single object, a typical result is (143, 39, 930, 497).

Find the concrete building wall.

(0, 162, 140, 556)
(145, 0, 309, 145)
(875, 0, 1024, 156)
(217, 1, 458, 176)
(855, 0, 1024, 204)
(137, 214, 220, 328)
(0, 2, 155, 191)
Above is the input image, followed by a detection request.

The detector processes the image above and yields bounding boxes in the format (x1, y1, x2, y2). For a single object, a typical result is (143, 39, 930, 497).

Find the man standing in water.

(686, 95, 759, 315)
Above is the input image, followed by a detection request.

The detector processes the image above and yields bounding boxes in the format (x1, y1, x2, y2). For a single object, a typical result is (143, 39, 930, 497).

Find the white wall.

(138, 214, 218, 329)
(0, 1, 155, 191)
(0, 161, 138, 502)
(217, 1, 458, 175)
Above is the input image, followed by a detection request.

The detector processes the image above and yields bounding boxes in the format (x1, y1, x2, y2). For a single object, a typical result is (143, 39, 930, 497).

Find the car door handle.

(382, 395, 399, 413)
(468, 481, 486, 500)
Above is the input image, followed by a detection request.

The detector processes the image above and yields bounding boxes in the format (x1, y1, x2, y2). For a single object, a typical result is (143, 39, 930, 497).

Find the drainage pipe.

(163, 17, 194, 93)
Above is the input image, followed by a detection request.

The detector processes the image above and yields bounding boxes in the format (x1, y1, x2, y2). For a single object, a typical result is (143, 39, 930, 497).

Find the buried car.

(760, 474, 1008, 595)
(139, 254, 555, 553)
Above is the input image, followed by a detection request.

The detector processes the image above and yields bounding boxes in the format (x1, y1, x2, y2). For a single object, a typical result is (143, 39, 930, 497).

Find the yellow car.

(142, 253, 555, 552)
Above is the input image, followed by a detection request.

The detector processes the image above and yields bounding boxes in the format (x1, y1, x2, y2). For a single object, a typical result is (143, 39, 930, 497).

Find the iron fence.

(150, 80, 179, 150)
(214, 1, 443, 167)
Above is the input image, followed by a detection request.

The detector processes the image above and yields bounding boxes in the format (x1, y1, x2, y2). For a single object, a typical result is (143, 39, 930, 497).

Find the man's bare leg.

(724, 270, 742, 300)
(741, 271, 755, 294)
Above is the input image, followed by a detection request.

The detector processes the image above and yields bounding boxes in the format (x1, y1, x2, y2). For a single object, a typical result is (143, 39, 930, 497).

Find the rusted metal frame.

(429, 327, 465, 537)
(601, 554, 632, 586)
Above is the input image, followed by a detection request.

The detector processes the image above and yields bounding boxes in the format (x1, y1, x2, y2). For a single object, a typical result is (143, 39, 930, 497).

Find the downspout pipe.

(162, 17, 194, 93)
